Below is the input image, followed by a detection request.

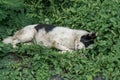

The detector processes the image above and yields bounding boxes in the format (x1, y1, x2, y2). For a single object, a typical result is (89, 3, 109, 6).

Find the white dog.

(3, 24, 96, 52)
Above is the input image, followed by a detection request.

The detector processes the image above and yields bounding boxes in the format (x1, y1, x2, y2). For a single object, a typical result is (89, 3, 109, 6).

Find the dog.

(3, 24, 96, 52)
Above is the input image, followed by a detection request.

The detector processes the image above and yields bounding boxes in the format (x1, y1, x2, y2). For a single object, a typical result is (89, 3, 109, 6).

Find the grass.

(0, 0, 120, 80)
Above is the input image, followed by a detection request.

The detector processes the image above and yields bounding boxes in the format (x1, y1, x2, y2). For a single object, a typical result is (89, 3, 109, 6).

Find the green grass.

(0, 0, 120, 80)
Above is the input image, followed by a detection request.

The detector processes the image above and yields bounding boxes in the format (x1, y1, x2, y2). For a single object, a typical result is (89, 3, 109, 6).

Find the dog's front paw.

(60, 50, 73, 53)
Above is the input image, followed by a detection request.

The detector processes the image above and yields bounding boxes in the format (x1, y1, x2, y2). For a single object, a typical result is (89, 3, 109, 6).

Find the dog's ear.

(80, 32, 96, 48)
(81, 32, 96, 41)
(88, 32, 97, 39)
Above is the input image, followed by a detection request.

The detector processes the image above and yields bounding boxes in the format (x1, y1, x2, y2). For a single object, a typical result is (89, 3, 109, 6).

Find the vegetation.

(0, 0, 120, 80)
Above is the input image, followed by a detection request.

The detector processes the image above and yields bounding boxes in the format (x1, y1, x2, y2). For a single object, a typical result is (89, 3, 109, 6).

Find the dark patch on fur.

(80, 33, 96, 48)
(34, 24, 56, 32)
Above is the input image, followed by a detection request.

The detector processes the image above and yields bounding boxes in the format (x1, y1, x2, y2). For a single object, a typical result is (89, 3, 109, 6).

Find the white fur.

(3, 24, 90, 52)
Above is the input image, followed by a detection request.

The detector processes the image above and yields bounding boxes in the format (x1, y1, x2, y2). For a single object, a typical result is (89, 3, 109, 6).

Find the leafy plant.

(0, 0, 120, 80)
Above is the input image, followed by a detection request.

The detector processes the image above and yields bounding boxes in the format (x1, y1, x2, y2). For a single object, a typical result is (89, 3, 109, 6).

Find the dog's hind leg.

(3, 26, 36, 47)
(14, 27, 36, 43)
(2, 36, 20, 47)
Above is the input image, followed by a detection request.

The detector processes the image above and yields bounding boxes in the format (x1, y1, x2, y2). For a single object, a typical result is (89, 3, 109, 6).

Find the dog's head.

(75, 32, 96, 50)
